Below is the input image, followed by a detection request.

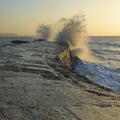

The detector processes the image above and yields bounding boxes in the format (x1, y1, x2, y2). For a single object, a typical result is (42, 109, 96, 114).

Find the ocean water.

(90, 36, 120, 92)
(74, 36, 120, 92)
(0, 37, 33, 46)
(89, 36, 120, 68)
(0, 36, 120, 92)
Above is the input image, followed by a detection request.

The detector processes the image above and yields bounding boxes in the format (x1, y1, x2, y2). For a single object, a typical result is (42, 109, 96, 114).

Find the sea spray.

(36, 14, 94, 62)
(56, 15, 94, 62)
(36, 24, 51, 40)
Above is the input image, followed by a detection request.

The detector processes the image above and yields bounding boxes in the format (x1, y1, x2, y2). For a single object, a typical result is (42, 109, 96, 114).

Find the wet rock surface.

(0, 40, 120, 120)
(59, 48, 73, 69)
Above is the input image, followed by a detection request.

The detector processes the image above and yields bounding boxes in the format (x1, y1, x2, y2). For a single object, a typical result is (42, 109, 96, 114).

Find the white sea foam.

(73, 58, 120, 92)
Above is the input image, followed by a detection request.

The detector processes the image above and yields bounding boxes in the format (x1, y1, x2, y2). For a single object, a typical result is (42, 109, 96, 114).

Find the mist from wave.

(36, 14, 94, 62)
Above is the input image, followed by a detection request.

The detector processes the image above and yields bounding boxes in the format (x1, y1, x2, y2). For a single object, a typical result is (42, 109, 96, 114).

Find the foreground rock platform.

(0, 40, 120, 120)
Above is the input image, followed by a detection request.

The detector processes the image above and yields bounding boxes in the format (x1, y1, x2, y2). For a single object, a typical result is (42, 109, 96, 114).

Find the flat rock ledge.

(0, 40, 120, 120)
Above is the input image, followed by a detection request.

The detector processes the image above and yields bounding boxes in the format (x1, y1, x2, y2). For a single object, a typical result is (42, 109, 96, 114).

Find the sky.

(0, 0, 120, 36)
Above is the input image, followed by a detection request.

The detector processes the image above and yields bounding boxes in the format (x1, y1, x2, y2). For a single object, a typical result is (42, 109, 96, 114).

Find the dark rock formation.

(59, 48, 73, 69)
(34, 38, 46, 42)
(11, 40, 29, 44)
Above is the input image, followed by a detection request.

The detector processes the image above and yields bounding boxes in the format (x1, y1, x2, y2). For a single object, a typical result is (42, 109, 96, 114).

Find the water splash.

(36, 14, 94, 62)
(36, 24, 51, 40)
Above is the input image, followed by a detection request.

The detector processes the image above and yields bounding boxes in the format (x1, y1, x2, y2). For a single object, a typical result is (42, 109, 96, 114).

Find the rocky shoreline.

(0, 40, 120, 120)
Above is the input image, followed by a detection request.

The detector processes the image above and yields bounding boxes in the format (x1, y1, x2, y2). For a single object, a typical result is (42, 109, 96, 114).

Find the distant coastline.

(0, 33, 19, 37)
(0, 33, 33, 38)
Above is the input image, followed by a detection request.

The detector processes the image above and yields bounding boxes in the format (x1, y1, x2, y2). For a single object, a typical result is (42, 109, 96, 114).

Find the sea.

(0, 36, 120, 92)
(74, 36, 120, 92)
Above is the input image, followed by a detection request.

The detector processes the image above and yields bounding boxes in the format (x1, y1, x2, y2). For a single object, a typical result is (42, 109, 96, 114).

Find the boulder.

(59, 48, 73, 69)
(34, 39, 46, 42)
(11, 40, 29, 44)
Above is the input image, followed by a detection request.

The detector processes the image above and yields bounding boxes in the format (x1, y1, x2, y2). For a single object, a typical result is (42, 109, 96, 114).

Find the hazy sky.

(0, 0, 120, 36)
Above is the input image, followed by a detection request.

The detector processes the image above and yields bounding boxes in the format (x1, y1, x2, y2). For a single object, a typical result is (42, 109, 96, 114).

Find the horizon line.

(1, 33, 120, 37)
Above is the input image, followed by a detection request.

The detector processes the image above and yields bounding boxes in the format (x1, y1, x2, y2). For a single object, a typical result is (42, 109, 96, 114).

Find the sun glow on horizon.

(0, 0, 120, 36)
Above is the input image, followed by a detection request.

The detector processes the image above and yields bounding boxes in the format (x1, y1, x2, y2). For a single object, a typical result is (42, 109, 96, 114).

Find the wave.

(90, 40, 120, 48)
(36, 13, 94, 62)
(73, 58, 120, 92)
(36, 14, 120, 93)
(91, 49, 120, 56)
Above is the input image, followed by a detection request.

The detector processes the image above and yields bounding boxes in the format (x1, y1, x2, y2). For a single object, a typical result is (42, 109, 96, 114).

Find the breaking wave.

(74, 58, 120, 92)
(36, 14, 94, 62)
(36, 14, 120, 92)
